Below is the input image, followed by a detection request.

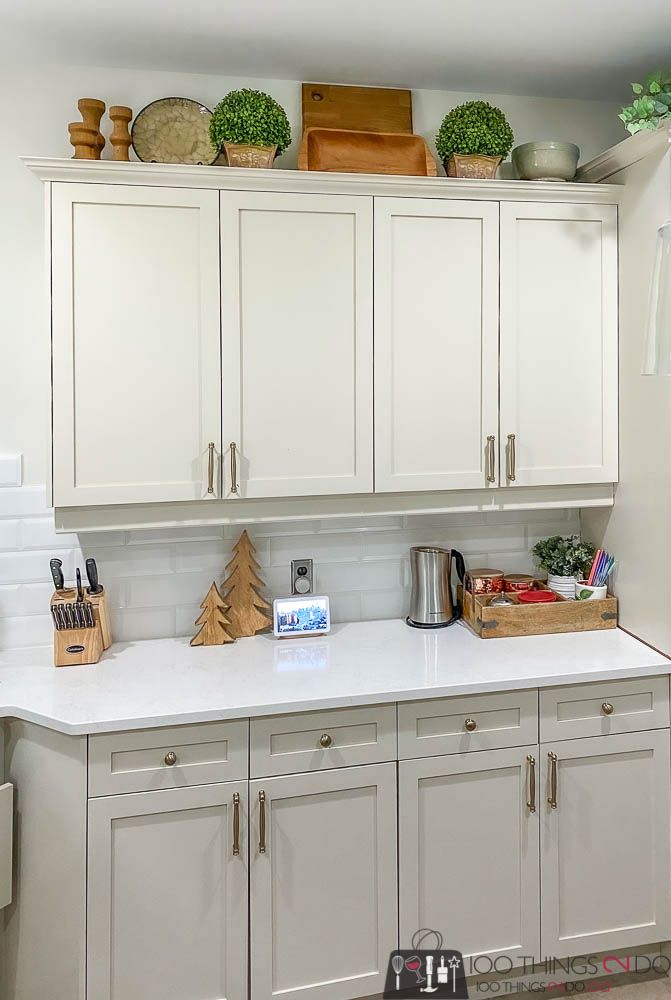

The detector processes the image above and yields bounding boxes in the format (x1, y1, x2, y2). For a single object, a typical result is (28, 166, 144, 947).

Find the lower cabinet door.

(87, 782, 248, 1000)
(250, 763, 398, 1000)
(399, 747, 540, 965)
(541, 730, 671, 957)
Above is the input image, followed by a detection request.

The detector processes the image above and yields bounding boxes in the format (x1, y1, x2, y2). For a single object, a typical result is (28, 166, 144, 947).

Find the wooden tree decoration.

(222, 530, 272, 638)
(190, 582, 236, 646)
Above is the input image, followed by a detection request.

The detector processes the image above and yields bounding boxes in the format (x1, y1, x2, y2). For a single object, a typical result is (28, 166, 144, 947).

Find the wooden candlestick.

(109, 106, 133, 161)
(77, 98, 106, 159)
(68, 122, 99, 160)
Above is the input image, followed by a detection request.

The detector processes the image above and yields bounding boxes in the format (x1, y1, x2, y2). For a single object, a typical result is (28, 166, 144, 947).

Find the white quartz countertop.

(0, 619, 668, 735)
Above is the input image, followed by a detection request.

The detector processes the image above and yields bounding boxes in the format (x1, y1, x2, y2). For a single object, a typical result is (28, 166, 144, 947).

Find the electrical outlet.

(291, 558, 313, 595)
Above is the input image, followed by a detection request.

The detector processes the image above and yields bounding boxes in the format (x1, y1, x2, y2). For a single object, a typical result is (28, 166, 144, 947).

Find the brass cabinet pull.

(464, 718, 477, 732)
(485, 435, 496, 483)
(319, 733, 332, 748)
(526, 755, 536, 813)
(232, 792, 240, 856)
(207, 442, 216, 495)
(602, 702, 614, 716)
(230, 442, 238, 495)
(164, 751, 177, 766)
(258, 790, 266, 854)
(507, 433, 517, 482)
(548, 751, 558, 808)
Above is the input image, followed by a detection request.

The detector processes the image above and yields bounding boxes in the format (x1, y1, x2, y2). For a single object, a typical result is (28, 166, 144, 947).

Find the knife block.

(51, 588, 111, 667)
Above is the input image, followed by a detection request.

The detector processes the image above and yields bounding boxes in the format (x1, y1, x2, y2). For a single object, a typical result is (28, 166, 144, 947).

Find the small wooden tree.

(222, 530, 272, 637)
(190, 581, 236, 646)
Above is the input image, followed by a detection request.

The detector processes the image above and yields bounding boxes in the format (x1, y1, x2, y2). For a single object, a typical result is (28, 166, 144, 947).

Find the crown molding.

(576, 123, 671, 184)
(22, 156, 621, 203)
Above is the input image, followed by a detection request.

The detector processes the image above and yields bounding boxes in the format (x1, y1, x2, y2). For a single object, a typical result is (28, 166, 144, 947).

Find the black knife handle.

(86, 557, 102, 594)
(50, 558, 64, 591)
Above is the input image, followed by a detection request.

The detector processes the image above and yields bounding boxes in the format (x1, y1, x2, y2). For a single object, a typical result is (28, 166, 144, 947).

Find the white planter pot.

(547, 574, 578, 600)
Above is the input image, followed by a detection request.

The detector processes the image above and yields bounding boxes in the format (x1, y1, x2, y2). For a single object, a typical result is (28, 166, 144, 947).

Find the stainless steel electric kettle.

(407, 546, 466, 628)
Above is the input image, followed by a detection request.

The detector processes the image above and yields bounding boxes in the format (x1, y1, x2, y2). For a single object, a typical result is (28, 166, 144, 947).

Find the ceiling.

(4, 0, 671, 100)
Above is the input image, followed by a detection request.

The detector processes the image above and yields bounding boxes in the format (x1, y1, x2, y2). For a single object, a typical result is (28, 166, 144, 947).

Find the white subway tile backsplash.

(113, 607, 176, 642)
(0, 486, 580, 648)
(0, 486, 48, 518)
(0, 549, 75, 585)
(0, 613, 54, 648)
(0, 520, 20, 551)
(20, 517, 78, 550)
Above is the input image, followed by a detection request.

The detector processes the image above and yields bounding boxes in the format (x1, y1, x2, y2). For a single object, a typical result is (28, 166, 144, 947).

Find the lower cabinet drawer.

(250, 704, 397, 777)
(398, 689, 538, 758)
(540, 676, 670, 742)
(88, 720, 249, 796)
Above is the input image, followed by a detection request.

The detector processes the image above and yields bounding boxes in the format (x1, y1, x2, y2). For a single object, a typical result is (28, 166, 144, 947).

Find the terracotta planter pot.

(223, 143, 277, 168)
(445, 153, 501, 179)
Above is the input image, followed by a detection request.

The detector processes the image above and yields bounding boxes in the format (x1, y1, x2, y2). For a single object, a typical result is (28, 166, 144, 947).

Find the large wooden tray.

(298, 127, 436, 176)
(459, 583, 618, 639)
(301, 83, 412, 134)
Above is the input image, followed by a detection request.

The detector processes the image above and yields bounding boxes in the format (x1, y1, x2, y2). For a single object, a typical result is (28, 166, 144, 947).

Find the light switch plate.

(0, 455, 22, 487)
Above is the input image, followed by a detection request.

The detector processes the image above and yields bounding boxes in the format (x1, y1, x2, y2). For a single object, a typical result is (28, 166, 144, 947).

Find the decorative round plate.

(131, 97, 217, 165)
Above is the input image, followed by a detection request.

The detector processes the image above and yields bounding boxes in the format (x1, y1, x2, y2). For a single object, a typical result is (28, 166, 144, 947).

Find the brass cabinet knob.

(464, 718, 477, 732)
(319, 733, 332, 748)
(164, 751, 178, 766)
(601, 702, 614, 716)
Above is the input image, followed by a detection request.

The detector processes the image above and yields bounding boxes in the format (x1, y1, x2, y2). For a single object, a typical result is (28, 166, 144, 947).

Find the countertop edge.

(3, 658, 669, 736)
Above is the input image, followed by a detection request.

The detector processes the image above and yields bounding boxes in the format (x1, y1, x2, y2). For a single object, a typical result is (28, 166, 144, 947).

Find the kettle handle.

(452, 549, 466, 585)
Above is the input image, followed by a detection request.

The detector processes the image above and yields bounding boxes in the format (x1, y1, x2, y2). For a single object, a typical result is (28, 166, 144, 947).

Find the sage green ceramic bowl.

(512, 141, 580, 181)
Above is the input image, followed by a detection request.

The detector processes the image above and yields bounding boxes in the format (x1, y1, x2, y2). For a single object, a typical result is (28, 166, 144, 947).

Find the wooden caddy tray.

(458, 583, 618, 639)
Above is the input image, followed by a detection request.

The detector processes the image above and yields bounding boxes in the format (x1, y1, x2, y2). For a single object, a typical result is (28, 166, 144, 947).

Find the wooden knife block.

(51, 588, 112, 667)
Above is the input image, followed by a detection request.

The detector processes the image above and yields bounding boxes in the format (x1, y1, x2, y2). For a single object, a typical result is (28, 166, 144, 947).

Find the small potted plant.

(436, 100, 514, 179)
(532, 535, 596, 600)
(210, 88, 292, 168)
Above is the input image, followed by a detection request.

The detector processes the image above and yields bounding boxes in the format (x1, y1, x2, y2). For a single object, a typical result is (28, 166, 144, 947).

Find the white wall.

(582, 146, 671, 655)
(0, 61, 624, 485)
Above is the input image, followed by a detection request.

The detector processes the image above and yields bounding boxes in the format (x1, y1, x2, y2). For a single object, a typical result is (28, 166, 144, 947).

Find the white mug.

(575, 581, 608, 601)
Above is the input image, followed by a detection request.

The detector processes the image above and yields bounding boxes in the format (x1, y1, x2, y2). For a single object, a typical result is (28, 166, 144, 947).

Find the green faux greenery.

(619, 71, 671, 134)
(210, 89, 292, 155)
(436, 101, 514, 161)
(532, 535, 596, 578)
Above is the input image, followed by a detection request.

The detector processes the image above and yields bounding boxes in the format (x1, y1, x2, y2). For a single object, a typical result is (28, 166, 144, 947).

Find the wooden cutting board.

(302, 83, 412, 134)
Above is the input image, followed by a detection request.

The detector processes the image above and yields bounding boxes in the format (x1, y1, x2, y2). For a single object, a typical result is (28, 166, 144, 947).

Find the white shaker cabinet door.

(87, 782, 248, 1000)
(500, 202, 618, 486)
(250, 763, 397, 1000)
(220, 192, 373, 498)
(374, 198, 500, 492)
(51, 183, 222, 506)
(541, 731, 671, 957)
(399, 747, 540, 965)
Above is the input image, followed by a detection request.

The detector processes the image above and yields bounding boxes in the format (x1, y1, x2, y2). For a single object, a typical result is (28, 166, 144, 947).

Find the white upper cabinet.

(374, 198, 500, 492)
(220, 192, 373, 498)
(499, 202, 618, 487)
(51, 183, 221, 506)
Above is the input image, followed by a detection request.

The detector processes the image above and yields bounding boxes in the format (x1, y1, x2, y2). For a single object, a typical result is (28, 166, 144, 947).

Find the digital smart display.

(273, 596, 331, 638)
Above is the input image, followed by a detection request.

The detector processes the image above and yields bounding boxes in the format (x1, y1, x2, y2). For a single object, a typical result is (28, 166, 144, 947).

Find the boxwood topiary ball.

(436, 101, 514, 161)
(210, 88, 292, 156)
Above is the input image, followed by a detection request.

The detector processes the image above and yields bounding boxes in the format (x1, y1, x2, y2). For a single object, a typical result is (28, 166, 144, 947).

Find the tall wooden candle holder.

(77, 98, 106, 158)
(110, 106, 133, 161)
